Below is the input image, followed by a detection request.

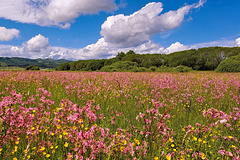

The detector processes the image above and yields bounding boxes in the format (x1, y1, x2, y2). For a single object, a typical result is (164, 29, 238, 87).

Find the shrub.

(156, 66, 175, 72)
(32, 66, 40, 70)
(148, 66, 157, 72)
(100, 61, 138, 72)
(174, 65, 193, 72)
(215, 54, 240, 72)
(25, 65, 40, 70)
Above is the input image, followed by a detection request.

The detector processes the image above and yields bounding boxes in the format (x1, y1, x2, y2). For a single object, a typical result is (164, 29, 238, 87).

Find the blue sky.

(0, 0, 240, 60)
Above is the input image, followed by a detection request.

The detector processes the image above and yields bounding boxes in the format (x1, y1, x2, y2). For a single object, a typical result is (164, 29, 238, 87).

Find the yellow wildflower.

(13, 158, 17, 160)
(201, 153, 206, 159)
(154, 156, 159, 160)
(40, 147, 45, 151)
(166, 154, 171, 160)
(132, 143, 135, 148)
(193, 136, 197, 141)
(134, 138, 140, 145)
(64, 142, 69, 148)
(79, 119, 83, 123)
(14, 146, 18, 152)
(46, 154, 50, 158)
(63, 130, 68, 136)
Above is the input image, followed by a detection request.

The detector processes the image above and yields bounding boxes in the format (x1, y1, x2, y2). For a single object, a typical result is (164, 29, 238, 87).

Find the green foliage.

(32, 66, 40, 70)
(122, 54, 166, 68)
(115, 52, 126, 61)
(69, 59, 106, 71)
(165, 47, 240, 70)
(56, 47, 240, 72)
(100, 61, 138, 72)
(25, 65, 40, 70)
(126, 50, 136, 55)
(56, 62, 70, 71)
(174, 65, 193, 72)
(215, 54, 240, 72)
(148, 66, 157, 72)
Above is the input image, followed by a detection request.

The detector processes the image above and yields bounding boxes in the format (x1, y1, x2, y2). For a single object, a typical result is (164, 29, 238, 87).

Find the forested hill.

(56, 47, 240, 72)
(0, 57, 71, 68)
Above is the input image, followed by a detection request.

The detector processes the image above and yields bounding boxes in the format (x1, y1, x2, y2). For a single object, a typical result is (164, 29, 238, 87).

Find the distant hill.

(0, 57, 71, 68)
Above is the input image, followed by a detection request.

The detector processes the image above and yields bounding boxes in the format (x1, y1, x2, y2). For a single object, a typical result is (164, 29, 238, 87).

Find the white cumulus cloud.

(236, 37, 240, 46)
(164, 42, 189, 54)
(0, 0, 118, 28)
(0, 27, 19, 41)
(101, 1, 205, 48)
(26, 34, 50, 52)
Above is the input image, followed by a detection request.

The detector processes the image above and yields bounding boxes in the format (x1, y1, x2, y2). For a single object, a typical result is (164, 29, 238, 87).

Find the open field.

(0, 71, 239, 160)
(0, 67, 25, 71)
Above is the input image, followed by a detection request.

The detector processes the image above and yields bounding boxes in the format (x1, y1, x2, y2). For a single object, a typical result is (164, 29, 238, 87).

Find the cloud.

(1, 34, 51, 59)
(0, 35, 166, 60)
(190, 39, 237, 49)
(0, 0, 118, 28)
(51, 38, 114, 60)
(164, 42, 188, 54)
(194, 0, 207, 9)
(101, 1, 205, 48)
(236, 38, 240, 46)
(0, 27, 20, 41)
(25, 34, 50, 52)
(45, 0, 117, 23)
(0, 37, 238, 61)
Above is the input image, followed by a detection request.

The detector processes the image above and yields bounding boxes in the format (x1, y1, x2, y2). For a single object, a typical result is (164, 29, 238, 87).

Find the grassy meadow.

(0, 71, 239, 160)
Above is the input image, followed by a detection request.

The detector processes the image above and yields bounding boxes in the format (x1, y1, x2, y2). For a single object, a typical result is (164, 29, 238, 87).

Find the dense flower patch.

(0, 71, 239, 159)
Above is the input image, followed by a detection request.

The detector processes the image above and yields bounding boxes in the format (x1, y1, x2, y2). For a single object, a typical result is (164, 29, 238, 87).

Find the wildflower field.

(0, 71, 239, 160)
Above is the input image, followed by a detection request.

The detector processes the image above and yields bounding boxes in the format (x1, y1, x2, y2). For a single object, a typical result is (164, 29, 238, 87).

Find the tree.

(215, 54, 240, 72)
(56, 62, 70, 71)
(116, 52, 126, 61)
(126, 50, 136, 55)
